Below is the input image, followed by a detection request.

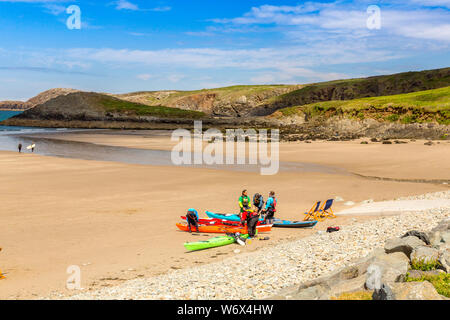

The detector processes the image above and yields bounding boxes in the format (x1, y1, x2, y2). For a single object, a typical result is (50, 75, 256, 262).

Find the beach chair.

(317, 199, 336, 219)
(303, 201, 321, 221)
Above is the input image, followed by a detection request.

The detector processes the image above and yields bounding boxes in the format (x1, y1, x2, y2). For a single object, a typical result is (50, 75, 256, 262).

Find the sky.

(0, 0, 449, 100)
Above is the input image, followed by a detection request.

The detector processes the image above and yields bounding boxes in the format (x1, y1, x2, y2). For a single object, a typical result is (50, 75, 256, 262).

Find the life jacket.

(240, 195, 250, 209)
(253, 193, 263, 208)
(243, 209, 258, 221)
(267, 197, 277, 212)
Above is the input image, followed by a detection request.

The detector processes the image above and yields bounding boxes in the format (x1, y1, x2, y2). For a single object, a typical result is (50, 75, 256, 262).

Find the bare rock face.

(26, 88, 80, 107)
(365, 252, 410, 289)
(167, 93, 217, 114)
(385, 236, 426, 258)
(411, 246, 440, 265)
(389, 281, 443, 300)
(0, 100, 30, 110)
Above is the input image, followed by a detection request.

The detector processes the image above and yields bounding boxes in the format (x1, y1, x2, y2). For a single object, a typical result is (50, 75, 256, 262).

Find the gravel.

(47, 190, 450, 300)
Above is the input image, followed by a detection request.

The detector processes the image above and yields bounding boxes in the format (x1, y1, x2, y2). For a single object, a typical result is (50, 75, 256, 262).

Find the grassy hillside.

(116, 84, 298, 104)
(7, 92, 206, 121)
(98, 95, 205, 119)
(265, 67, 450, 113)
(275, 86, 450, 125)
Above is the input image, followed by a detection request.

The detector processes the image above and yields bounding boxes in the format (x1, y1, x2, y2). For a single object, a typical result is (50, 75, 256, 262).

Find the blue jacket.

(187, 208, 199, 221)
(265, 197, 276, 211)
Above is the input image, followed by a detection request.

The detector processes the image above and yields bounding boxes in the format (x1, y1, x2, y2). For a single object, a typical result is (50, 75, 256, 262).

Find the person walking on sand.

(241, 208, 259, 238)
(186, 208, 199, 233)
(262, 191, 277, 224)
(238, 189, 251, 218)
(18, 143, 22, 153)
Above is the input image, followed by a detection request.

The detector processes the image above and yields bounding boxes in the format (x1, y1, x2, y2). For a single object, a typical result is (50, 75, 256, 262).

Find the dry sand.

(0, 131, 449, 299)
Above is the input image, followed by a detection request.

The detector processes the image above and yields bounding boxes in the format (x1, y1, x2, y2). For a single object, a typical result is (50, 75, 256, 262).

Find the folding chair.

(303, 201, 321, 221)
(317, 199, 336, 219)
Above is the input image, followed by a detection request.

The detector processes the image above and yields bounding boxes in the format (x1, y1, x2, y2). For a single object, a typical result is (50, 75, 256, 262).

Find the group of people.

(239, 189, 277, 237)
(17, 143, 35, 153)
(184, 189, 277, 239)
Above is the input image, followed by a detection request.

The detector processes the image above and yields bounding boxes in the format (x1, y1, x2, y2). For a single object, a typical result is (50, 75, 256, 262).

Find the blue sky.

(0, 0, 449, 100)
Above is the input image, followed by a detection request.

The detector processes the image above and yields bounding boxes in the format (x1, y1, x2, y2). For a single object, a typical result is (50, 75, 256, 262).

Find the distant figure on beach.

(18, 143, 22, 153)
(186, 208, 199, 233)
(238, 190, 251, 218)
(31, 143, 35, 153)
(262, 191, 277, 224)
(252, 193, 264, 214)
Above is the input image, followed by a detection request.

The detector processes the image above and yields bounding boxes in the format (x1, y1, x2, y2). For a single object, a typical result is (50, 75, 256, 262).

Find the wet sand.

(0, 131, 448, 299)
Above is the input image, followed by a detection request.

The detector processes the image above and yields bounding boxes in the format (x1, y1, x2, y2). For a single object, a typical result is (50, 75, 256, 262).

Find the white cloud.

(115, 0, 138, 11)
(211, 2, 450, 43)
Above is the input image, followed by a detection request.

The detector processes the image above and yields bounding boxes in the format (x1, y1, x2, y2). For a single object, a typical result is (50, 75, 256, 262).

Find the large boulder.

(385, 236, 426, 258)
(438, 247, 450, 272)
(389, 281, 443, 300)
(411, 246, 440, 265)
(365, 252, 410, 289)
(427, 219, 450, 248)
(401, 230, 431, 245)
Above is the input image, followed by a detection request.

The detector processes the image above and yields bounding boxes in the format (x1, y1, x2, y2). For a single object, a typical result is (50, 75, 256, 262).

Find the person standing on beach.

(186, 208, 199, 233)
(241, 208, 259, 238)
(18, 143, 22, 153)
(238, 190, 251, 218)
(252, 193, 264, 214)
(263, 191, 277, 224)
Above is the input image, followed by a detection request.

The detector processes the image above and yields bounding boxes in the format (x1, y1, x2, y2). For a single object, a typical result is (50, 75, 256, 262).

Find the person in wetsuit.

(263, 191, 277, 224)
(186, 208, 199, 233)
(241, 209, 259, 238)
(253, 193, 264, 214)
(238, 190, 251, 218)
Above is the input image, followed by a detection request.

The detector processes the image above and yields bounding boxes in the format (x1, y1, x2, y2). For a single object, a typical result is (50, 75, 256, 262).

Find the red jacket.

(241, 210, 258, 224)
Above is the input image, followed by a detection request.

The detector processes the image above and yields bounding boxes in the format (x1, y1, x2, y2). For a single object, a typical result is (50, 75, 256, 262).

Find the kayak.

(184, 234, 250, 251)
(180, 216, 266, 226)
(272, 219, 318, 228)
(206, 211, 265, 222)
(206, 211, 318, 229)
(176, 223, 272, 234)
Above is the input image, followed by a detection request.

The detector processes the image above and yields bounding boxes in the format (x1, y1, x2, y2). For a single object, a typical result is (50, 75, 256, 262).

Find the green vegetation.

(269, 67, 450, 108)
(405, 272, 450, 298)
(410, 258, 442, 271)
(99, 97, 206, 119)
(275, 86, 450, 124)
(117, 85, 298, 108)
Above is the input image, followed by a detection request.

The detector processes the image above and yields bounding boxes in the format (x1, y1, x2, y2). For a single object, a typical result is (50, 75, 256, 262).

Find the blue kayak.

(272, 220, 318, 228)
(206, 211, 264, 222)
(206, 211, 318, 228)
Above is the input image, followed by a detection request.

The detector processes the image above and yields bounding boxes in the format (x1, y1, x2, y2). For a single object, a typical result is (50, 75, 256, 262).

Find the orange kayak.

(176, 223, 272, 233)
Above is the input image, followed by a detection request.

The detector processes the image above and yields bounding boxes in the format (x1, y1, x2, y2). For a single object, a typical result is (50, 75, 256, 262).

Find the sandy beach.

(0, 131, 449, 299)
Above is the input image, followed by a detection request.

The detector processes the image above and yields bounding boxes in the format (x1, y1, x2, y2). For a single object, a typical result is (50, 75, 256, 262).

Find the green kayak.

(184, 234, 250, 251)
